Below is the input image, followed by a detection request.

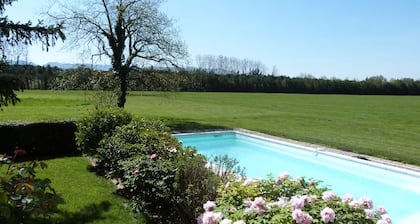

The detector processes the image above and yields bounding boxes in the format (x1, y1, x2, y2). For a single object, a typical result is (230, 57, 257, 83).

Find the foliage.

(75, 108, 132, 156)
(208, 154, 246, 182)
(3, 63, 420, 95)
(96, 117, 170, 178)
(0, 150, 64, 223)
(198, 174, 392, 224)
(0, 0, 64, 109)
(0, 0, 65, 52)
(0, 75, 23, 109)
(96, 118, 220, 223)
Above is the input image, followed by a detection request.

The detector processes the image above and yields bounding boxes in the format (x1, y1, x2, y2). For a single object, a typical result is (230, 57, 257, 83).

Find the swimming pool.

(175, 130, 420, 224)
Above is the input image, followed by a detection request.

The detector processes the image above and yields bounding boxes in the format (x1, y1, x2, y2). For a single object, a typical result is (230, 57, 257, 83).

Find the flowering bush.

(96, 118, 221, 223)
(198, 173, 392, 224)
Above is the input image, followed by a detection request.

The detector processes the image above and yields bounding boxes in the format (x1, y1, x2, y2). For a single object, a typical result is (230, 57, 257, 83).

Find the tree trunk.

(116, 66, 129, 108)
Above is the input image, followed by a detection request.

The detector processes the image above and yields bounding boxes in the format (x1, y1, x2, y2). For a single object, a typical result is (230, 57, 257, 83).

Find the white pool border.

(174, 129, 420, 178)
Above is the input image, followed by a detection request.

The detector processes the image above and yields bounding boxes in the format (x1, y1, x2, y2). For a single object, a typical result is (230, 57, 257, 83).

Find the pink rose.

(150, 153, 157, 159)
(342, 193, 354, 203)
(291, 196, 305, 210)
(322, 191, 336, 202)
(359, 196, 373, 209)
(292, 209, 312, 224)
(132, 169, 140, 175)
(376, 205, 387, 215)
(279, 171, 290, 179)
(320, 207, 335, 223)
(203, 201, 216, 212)
(364, 209, 374, 219)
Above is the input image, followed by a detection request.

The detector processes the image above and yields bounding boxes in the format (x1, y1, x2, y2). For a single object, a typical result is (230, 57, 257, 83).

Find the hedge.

(0, 121, 78, 158)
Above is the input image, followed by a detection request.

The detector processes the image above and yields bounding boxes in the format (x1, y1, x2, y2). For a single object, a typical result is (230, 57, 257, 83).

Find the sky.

(4, 0, 420, 80)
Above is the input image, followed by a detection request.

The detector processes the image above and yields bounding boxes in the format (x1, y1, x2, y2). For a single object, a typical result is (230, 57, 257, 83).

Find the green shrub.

(97, 118, 221, 223)
(75, 108, 132, 155)
(0, 152, 64, 223)
(96, 118, 172, 178)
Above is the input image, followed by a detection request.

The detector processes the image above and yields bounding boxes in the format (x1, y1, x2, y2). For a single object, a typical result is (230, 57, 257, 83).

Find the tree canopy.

(0, 0, 65, 108)
(49, 0, 188, 107)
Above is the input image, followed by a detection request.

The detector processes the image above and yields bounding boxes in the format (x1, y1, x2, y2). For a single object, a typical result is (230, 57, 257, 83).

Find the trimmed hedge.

(0, 121, 78, 157)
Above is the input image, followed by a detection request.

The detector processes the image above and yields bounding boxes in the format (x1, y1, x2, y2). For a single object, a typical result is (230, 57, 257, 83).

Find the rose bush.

(96, 117, 220, 223)
(198, 173, 392, 224)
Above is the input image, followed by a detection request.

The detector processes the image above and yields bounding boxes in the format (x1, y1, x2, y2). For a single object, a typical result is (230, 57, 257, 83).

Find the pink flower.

(279, 171, 290, 179)
(203, 201, 216, 212)
(322, 191, 336, 202)
(379, 214, 392, 224)
(274, 197, 288, 207)
(292, 209, 313, 224)
(295, 177, 303, 184)
(233, 221, 246, 224)
(349, 200, 361, 210)
(306, 195, 317, 203)
(197, 214, 204, 224)
(244, 199, 252, 207)
(150, 153, 157, 159)
(342, 193, 354, 203)
(250, 197, 266, 215)
(364, 209, 374, 219)
(291, 196, 305, 210)
(253, 197, 265, 208)
(132, 169, 140, 175)
(376, 205, 387, 215)
(220, 219, 232, 224)
(275, 178, 283, 185)
(320, 207, 335, 223)
(200, 211, 223, 224)
(359, 196, 373, 209)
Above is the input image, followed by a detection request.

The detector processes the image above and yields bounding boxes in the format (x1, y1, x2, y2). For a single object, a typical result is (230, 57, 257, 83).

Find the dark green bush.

(75, 108, 132, 155)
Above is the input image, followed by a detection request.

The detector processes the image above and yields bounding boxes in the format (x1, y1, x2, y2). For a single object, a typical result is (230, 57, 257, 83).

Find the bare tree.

(48, 0, 188, 107)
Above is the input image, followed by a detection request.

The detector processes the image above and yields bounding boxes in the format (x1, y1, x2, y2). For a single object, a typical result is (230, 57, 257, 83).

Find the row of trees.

(5, 64, 418, 95)
(194, 54, 266, 75)
(130, 69, 420, 95)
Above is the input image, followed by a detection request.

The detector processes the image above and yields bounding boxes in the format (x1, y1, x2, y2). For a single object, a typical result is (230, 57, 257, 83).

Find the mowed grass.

(1, 156, 142, 224)
(1, 90, 420, 166)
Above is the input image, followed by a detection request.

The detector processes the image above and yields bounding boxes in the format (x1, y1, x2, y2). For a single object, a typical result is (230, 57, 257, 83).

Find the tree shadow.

(161, 117, 228, 133)
(52, 201, 114, 224)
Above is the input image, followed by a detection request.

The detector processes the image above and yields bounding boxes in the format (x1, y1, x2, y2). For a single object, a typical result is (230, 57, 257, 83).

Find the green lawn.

(1, 90, 420, 166)
(1, 156, 144, 224)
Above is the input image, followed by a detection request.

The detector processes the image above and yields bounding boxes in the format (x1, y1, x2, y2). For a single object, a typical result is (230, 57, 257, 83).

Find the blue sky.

(4, 0, 420, 80)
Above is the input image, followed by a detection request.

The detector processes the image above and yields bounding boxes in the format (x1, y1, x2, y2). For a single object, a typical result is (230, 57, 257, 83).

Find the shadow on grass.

(52, 201, 113, 224)
(161, 118, 228, 132)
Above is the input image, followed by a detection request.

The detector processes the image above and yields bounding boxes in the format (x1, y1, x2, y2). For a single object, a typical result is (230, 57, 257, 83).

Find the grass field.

(0, 156, 143, 223)
(1, 90, 420, 166)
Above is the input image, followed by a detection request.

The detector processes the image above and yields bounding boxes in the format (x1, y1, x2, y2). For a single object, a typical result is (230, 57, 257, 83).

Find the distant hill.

(45, 62, 112, 71)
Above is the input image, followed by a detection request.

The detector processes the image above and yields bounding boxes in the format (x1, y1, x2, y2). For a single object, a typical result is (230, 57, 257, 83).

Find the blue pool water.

(175, 131, 420, 224)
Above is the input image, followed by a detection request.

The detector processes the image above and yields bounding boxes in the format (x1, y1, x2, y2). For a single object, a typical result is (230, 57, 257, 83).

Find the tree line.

(2, 64, 420, 95)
